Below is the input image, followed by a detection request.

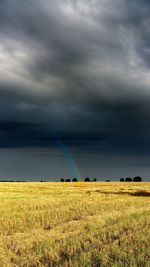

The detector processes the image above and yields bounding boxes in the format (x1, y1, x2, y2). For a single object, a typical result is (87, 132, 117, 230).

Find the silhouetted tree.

(93, 178, 97, 182)
(133, 176, 142, 182)
(84, 177, 90, 182)
(105, 179, 110, 182)
(60, 178, 64, 182)
(72, 178, 78, 182)
(40, 180, 44, 182)
(120, 178, 124, 182)
(65, 179, 71, 182)
(125, 177, 132, 182)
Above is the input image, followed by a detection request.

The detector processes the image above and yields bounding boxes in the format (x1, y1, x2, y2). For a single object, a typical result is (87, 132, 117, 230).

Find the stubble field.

(0, 182, 149, 267)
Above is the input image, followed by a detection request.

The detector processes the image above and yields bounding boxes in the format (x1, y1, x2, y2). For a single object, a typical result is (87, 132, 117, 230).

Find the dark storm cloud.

(0, 0, 150, 156)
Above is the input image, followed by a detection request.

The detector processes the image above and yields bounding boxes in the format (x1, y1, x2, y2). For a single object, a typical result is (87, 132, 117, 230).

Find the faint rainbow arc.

(51, 130, 81, 179)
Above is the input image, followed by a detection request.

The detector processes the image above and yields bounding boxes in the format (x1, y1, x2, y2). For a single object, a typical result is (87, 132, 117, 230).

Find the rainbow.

(51, 130, 81, 179)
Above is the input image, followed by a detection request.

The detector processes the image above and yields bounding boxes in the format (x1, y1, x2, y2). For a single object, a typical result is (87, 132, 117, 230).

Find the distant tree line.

(59, 176, 143, 182)
(60, 177, 97, 182)
(1, 177, 141, 183)
(120, 176, 142, 182)
(0, 177, 142, 183)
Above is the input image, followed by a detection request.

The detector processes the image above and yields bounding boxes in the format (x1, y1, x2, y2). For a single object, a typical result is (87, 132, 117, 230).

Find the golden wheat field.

(0, 182, 149, 267)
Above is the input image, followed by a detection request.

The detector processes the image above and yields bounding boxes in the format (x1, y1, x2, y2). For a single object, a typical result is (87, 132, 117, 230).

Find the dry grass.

(0, 182, 149, 266)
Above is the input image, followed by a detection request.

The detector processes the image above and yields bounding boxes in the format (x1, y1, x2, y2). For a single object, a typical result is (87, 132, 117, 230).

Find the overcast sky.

(0, 0, 150, 181)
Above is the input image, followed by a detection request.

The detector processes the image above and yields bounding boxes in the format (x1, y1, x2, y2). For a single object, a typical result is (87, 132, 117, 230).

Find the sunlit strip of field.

(0, 182, 149, 267)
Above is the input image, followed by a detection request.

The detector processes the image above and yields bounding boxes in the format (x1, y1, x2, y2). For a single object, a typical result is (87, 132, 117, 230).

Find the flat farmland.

(0, 182, 149, 267)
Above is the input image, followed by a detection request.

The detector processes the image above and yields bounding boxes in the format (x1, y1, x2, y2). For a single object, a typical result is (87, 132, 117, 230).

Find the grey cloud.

(0, 0, 150, 159)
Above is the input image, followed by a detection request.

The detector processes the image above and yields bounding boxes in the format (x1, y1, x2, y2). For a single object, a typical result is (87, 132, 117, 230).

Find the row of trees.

(60, 177, 97, 182)
(59, 176, 142, 182)
(120, 176, 142, 182)
(60, 178, 78, 182)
